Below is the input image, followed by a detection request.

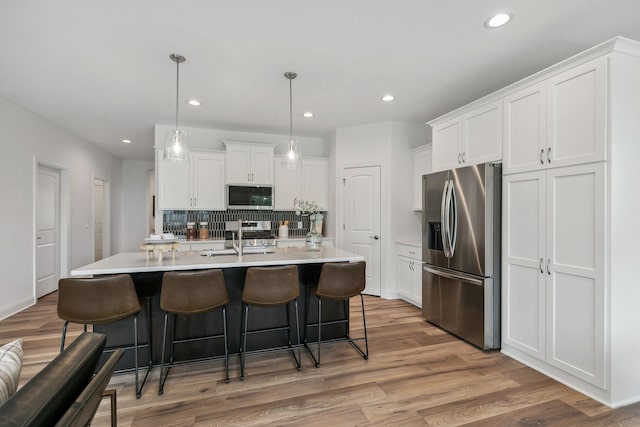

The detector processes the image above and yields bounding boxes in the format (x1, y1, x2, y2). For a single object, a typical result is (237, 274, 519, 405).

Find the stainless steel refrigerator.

(422, 162, 501, 350)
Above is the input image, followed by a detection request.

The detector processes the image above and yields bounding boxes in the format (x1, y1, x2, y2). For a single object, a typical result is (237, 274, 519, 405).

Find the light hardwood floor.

(2, 293, 640, 426)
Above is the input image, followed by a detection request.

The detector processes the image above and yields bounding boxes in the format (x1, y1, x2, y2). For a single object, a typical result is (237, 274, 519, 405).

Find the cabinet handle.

(540, 149, 544, 165)
(409, 261, 413, 271)
(194, 197, 197, 207)
(547, 147, 552, 164)
(547, 259, 551, 275)
(462, 152, 466, 163)
(458, 153, 462, 164)
(539, 258, 544, 274)
(409, 250, 416, 255)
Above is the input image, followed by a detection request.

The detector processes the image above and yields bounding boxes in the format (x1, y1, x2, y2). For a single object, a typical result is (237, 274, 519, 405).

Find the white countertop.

(396, 239, 421, 248)
(71, 246, 364, 277)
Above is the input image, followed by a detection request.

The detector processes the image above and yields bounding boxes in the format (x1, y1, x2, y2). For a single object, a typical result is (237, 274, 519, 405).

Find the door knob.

(369, 235, 379, 240)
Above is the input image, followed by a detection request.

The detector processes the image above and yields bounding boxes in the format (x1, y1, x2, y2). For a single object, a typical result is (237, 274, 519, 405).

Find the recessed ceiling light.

(484, 12, 512, 28)
(381, 94, 395, 102)
(303, 112, 314, 118)
(187, 99, 201, 106)
(122, 139, 131, 144)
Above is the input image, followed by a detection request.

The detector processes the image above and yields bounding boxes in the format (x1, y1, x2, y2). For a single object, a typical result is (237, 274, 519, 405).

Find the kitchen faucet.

(231, 220, 243, 258)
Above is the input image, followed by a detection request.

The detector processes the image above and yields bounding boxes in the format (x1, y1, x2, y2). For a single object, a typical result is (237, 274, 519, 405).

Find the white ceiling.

(2, 0, 640, 161)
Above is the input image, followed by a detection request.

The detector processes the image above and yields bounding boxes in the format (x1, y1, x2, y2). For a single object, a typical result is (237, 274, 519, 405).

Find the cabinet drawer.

(396, 244, 421, 260)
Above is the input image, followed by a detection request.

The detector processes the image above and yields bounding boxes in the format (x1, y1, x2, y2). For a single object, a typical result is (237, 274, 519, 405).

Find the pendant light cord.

(289, 76, 293, 141)
(175, 58, 180, 130)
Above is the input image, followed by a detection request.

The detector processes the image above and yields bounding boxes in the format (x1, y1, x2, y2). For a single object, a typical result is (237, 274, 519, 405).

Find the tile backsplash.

(162, 210, 326, 239)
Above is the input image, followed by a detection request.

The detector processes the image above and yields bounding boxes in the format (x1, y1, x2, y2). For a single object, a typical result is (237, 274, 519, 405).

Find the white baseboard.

(0, 295, 35, 321)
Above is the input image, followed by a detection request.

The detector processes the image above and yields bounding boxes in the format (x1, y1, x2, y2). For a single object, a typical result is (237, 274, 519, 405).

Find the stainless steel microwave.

(226, 185, 273, 210)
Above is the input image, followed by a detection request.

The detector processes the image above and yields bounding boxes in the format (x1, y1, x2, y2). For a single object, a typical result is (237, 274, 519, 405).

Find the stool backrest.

(316, 261, 366, 300)
(161, 269, 228, 314)
(243, 265, 299, 306)
(58, 275, 141, 325)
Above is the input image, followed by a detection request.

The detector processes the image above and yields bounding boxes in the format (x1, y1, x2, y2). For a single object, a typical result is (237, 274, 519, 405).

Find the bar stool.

(240, 265, 301, 379)
(57, 274, 153, 398)
(304, 261, 369, 367)
(159, 269, 229, 394)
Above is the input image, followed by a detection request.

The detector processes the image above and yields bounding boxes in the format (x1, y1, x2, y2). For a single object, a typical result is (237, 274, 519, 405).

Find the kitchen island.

(70, 247, 365, 370)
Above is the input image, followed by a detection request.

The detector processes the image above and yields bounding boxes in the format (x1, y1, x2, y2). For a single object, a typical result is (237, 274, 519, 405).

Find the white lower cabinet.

(503, 162, 605, 388)
(395, 243, 422, 307)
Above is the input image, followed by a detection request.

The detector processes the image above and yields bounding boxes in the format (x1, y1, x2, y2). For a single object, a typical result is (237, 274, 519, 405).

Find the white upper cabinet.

(224, 141, 275, 185)
(274, 156, 328, 210)
(191, 152, 225, 210)
(431, 101, 502, 172)
(504, 57, 607, 174)
(300, 158, 328, 210)
(412, 144, 432, 211)
(274, 157, 300, 210)
(503, 82, 547, 174)
(158, 150, 225, 210)
(546, 57, 607, 168)
(431, 118, 462, 171)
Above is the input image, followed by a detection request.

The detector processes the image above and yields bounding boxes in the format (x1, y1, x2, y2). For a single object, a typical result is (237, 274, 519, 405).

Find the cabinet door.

(503, 83, 547, 174)
(431, 119, 462, 172)
(250, 146, 275, 185)
(547, 57, 607, 168)
(463, 101, 502, 165)
(545, 163, 605, 387)
(158, 157, 191, 210)
(412, 260, 423, 307)
(301, 158, 328, 210)
(412, 145, 432, 210)
(274, 156, 300, 210)
(396, 256, 414, 300)
(225, 146, 252, 184)
(502, 171, 546, 360)
(192, 152, 225, 210)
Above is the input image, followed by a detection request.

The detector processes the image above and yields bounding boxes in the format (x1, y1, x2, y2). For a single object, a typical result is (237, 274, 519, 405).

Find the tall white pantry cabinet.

(500, 38, 640, 407)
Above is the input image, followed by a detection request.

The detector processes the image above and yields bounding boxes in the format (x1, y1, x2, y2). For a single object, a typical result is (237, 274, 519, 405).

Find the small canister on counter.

(199, 222, 209, 240)
(186, 222, 197, 240)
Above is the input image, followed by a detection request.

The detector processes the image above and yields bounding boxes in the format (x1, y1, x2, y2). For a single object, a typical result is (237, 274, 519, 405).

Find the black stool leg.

(134, 313, 140, 398)
(60, 321, 69, 353)
(240, 303, 249, 380)
(293, 300, 301, 370)
(360, 294, 369, 359)
(317, 297, 322, 367)
(159, 312, 170, 395)
(222, 306, 229, 383)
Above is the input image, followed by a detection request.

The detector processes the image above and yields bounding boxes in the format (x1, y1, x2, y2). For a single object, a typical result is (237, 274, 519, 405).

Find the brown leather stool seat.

(304, 261, 369, 367)
(57, 274, 153, 398)
(240, 265, 301, 379)
(159, 269, 229, 394)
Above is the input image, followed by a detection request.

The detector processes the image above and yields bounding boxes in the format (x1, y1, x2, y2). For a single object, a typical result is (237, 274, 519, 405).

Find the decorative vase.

(306, 216, 323, 251)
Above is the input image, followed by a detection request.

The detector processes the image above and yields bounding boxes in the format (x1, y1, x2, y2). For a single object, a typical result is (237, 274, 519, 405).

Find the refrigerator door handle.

(443, 180, 453, 258)
(423, 265, 484, 286)
(440, 180, 450, 257)
(449, 180, 458, 257)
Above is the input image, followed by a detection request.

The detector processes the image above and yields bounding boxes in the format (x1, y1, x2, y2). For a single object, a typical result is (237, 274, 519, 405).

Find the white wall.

(120, 160, 155, 252)
(334, 121, 428, 298)
(0, 97, 122, 320)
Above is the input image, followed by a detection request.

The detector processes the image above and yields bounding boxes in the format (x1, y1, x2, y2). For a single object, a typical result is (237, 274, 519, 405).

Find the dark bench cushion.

(0, 332, 106, 427)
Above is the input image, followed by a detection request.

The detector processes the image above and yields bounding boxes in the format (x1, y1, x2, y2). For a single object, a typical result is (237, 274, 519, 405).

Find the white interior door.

(342, 165, 381, 296)
(36, 165, 60, 298)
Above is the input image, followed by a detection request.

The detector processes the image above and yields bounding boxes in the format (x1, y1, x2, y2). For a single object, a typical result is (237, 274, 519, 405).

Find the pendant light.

(282, 71, 300, 168)
(164, 54, 188, 161)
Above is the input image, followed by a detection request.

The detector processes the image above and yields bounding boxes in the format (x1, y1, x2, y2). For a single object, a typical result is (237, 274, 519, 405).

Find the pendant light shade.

(164, 54, 188, 161)
(282, 71, 300, 168)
